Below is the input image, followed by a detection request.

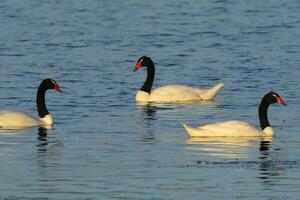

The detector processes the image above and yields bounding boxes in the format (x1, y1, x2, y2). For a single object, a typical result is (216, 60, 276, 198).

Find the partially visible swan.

(0, 79, 62, 129)
(183, 92, 286, 137)
(134, 56, 224, 102)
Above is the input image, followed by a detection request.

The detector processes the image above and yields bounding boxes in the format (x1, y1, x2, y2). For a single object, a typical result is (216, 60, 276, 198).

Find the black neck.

(36, 85, 49, 118)
(258, 99, 270, 130)
(140, 61, 155, 93)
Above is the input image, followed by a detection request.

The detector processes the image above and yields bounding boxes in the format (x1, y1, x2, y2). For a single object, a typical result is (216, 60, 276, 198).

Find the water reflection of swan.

(186, 136, 273, 159)
(35, 127, 63, 171)
(37, 127, 49, 147)
(0, 125, 52, 135)
(136, 103, 158, 122)
(0, 128, 27, 135)
(135, 104, 158, 144)
(136, 101, 219, 122)
(257, 139, 286, 185)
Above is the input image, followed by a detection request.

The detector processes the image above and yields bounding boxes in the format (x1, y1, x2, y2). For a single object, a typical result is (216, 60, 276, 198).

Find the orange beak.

(133, 60, 142, 72)
(54, 83, 62, 93)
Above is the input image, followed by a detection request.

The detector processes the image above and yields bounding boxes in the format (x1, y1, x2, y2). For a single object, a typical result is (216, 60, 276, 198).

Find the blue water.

(0, 0, 300, 199)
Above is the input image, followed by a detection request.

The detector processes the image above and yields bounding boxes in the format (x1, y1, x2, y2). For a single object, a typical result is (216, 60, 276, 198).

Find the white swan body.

(134, 56, 224, 103)
(0, 111, 53, 128)
(136, 83, 224, 102)
(182, 121, 274, 137)
(182, 92, 286, 138)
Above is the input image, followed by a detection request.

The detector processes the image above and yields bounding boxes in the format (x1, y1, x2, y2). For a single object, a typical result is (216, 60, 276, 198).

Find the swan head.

(264, 92, 286, 106)
(259, 92, 286, 131)
(36, 79, 62, 119)
(133, 56, 153, 72)
(40, 79, 62, 93)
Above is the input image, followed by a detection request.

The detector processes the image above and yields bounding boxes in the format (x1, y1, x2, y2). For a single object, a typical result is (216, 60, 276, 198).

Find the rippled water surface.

(0, 0, 300, 199)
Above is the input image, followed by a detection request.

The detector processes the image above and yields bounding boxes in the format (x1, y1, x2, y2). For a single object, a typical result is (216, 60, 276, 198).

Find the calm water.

(0, 0, 300, 199)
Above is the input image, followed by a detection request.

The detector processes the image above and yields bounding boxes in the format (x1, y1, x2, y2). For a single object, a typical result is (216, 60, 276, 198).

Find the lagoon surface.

(0, 0, 300, 199)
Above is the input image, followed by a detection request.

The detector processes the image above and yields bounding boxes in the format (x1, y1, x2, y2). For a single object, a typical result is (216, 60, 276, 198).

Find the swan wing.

(150, 85, 203, 102)
(183, 120, 262, 137)
(0, 111, 39, 128)
(148, 83, 224, 102)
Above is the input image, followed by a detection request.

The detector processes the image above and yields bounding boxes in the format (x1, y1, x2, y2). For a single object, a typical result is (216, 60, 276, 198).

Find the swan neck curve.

(36, 84, 49, 118)
(259, 99, 270, 130)
(140, 61, 155, 93)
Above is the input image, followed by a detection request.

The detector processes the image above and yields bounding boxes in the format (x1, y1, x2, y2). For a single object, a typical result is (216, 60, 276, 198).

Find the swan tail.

(183, 123, 207, 137)
(201, 82, 224, 100)
(182, 123, 189, 131)
(182, 123, 194, 136)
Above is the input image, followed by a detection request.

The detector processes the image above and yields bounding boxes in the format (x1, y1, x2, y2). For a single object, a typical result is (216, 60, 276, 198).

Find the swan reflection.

(186, 136, 273, 159)
(0, 124, 53, 135)
(137, 104, 157, 121)
(257, 139, 286, 185)
(0, 128, 27, 135)
(37, 127, 49, 146)
(35, 126, 64, 171)
(135, 104, 158, 144)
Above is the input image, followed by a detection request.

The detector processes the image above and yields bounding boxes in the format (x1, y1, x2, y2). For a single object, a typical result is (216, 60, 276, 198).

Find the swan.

(134, 56, 224, 102)
(182, 92, 286, 137)
(0, 79, 62, 129)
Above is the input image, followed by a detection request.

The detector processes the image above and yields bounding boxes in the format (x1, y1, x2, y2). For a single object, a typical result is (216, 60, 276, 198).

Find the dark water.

(0, 0, 300, 199)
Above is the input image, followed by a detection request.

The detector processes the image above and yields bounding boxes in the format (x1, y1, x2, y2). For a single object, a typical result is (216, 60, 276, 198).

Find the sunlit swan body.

(183, 121, 275, 137)
(134, 56, 224, 102)
(0, 79, 62, 129)
(183, 92, 286, 137)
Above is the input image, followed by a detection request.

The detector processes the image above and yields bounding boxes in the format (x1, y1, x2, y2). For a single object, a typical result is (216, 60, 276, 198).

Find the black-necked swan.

(134, 56, 224, 102)
(182, 92, 286, 137)
(0, 79, 62, 129)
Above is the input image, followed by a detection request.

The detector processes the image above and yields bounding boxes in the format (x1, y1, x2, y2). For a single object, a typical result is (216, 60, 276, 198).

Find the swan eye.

(272, 93, 279, 98)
